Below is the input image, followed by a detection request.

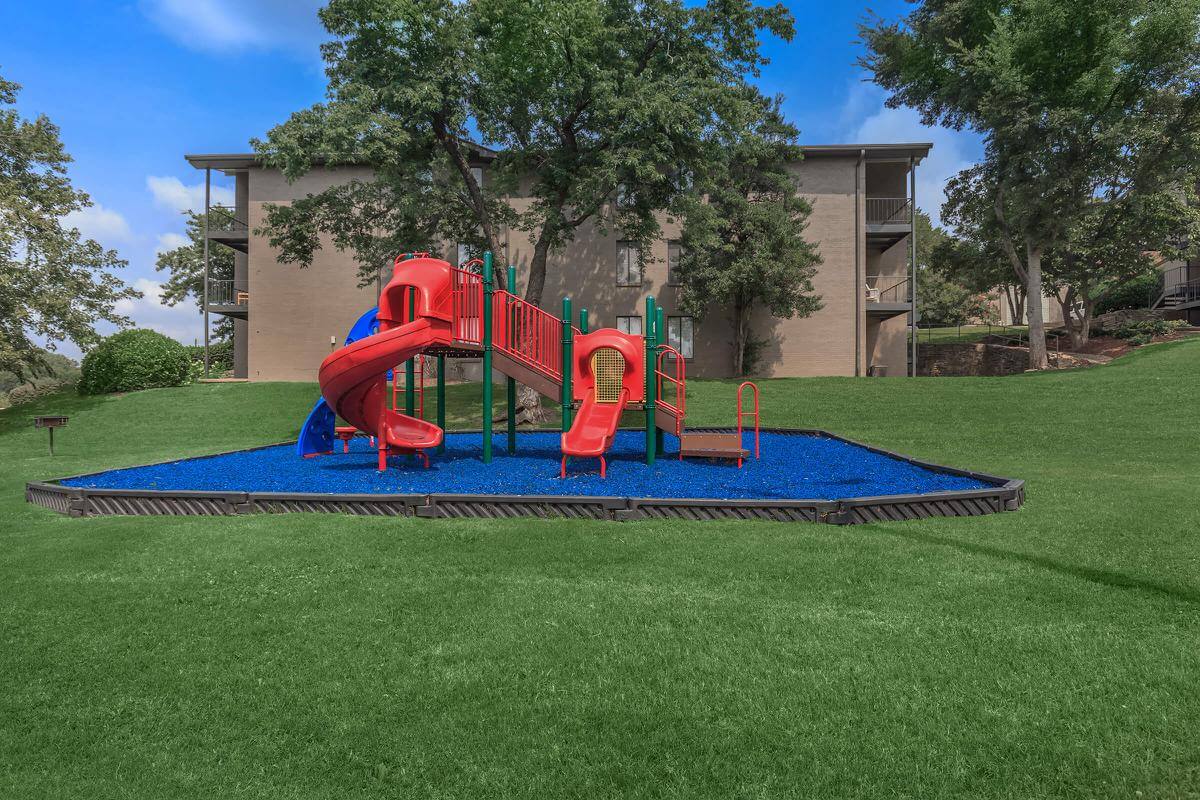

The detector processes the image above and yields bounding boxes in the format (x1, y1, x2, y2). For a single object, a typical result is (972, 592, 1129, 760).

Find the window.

(616, 241, 642, 287)
(667, 316, 694, 359)
(616, 183, 633, 208)
(470, 167, 483, 187)
(615, 316, 643, 336)
(667, 240, 683, 285)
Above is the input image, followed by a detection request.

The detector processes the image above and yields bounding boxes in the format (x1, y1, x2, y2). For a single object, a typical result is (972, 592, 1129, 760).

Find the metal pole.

(910, 156, 918, 377)
(644, 296, 657, 466)
(482, 252, 494, 464)
(579, 308, 589, 334)
(436, 354, 446, 454)
(561, 297, 574, 434)
(506, 265, 517, 455)
(203, 167, 211, 378)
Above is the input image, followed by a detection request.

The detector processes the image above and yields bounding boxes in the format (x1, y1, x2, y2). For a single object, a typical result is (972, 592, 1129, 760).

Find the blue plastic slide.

(296, 307, 380, 456)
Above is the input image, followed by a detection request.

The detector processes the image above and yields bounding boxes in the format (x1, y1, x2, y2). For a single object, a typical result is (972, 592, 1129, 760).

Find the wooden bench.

(677, 432, 749, 461)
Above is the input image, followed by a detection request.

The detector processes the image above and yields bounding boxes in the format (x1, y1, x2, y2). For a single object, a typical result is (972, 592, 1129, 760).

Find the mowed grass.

(2, 341, 1199, 799)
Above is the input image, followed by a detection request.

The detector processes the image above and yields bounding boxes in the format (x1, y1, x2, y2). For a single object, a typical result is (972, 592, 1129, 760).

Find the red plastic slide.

(318, 257, 455, 471)
(560, 388, 629, 478)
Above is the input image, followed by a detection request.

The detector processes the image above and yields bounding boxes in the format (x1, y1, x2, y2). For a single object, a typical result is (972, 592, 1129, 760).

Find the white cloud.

(155, 232, 190, 255)
(838, 78, 983, 229)
(113, 278, 207, 346)
(62, 203, 133, 245)
(141, 0, 326, 53)
(147, 175, 234, 213)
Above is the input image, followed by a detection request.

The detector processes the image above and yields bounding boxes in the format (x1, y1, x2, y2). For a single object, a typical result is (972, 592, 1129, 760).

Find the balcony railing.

(207, 279, 248, 307)
(1151, 265, 1200, 308)
(208, 205, 248, 232)
(866, 197, 913, 226)
(865, 274, 912, 304)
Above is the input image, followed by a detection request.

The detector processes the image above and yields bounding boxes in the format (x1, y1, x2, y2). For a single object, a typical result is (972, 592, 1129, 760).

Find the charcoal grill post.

(33, 416, 69, 455)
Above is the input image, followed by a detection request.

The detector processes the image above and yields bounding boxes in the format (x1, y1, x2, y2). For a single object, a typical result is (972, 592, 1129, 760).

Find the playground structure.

(297, 251, 760, 477)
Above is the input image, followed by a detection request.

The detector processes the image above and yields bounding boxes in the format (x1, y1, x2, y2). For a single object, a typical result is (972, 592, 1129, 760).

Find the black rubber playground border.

(25, 428, 1024, 525)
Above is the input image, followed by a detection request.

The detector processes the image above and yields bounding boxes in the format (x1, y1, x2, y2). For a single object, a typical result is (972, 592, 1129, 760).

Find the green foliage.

(863, 0, 1200, 367)
(78, 329, 191, 395)
(916, 210, 994, 327)
(256, 0, 794, 302)
(0, 350, 79, 393)
(7, 377, 75, 406)
(1095, 272, 1159, 315)
(185, 340, 233, 376)
(676, 99, 821, 375)
(155, 210, 234, 342)
(1111, 318, 1184, 342)
(0, 71, 139, 378)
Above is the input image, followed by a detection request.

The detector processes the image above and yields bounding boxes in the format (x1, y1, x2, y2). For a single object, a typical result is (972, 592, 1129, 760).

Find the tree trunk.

(1025, 246, 1050, 370)
(732, 301, 750, 376)
(524, 232, 553, 306)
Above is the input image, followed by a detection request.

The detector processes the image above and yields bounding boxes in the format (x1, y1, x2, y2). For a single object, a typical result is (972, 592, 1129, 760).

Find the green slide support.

(561, 297, 573, 434)
(644, 296, 657, 466)
(405, 286, 416, 416)
(579, 308, 589, 334)
(655, 305, 665, 456)
(436, 354, 446, 454)
(482, 252, 494, 464)
(506, 266, 517, 454)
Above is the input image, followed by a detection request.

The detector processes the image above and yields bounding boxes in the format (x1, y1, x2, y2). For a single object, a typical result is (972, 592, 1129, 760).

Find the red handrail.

(736, 381, 760, 467)
(655, 345, 686, 435)
(450, 266, 484, 345)
(492, 289, 568, 381)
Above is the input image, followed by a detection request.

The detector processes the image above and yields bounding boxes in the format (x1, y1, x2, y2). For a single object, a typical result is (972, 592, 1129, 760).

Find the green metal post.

(436, 354, 446, 454)
(561, 297, 574, 433)
(655, 306, 665, 456)
(644, 296, 657, 466)
(506, 265, 517, 454)
(482, 252, 494, 464)
(579, 308, 589, 334)
(405, 286, 416, 415)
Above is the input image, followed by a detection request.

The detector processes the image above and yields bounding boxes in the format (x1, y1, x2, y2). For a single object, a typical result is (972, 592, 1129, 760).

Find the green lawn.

(3, 341, 1199, 799)
(913, 324, 1029, 344)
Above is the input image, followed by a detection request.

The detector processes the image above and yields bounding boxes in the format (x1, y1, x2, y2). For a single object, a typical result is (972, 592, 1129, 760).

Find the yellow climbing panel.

(591, 348, 625, 403)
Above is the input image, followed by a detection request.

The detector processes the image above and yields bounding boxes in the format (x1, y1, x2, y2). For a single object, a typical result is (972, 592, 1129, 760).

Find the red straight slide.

(560, 388, 629, 478)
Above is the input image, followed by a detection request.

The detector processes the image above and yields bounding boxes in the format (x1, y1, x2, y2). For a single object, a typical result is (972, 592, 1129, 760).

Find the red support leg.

(377, 442, 388, 472)
(600, 456, 606, 479)
(560, 456, 568, 478)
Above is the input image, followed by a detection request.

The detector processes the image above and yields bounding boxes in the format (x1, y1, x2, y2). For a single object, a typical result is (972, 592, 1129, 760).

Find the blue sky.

(2, 0, 980, 356)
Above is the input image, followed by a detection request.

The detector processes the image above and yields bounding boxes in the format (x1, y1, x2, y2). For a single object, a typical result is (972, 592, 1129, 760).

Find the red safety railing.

(492, 290, 568, 381)
(737, 381, 760, 467)
(450, 265, 484, 345)
(655, 345, 686, 434)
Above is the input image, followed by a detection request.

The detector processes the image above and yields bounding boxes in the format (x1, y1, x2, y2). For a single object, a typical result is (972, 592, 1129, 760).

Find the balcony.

(865, 274, 912, 319)
(205, 205, 249, 253)
(866, 197, 913, 253)
(206, 278, 249, 319)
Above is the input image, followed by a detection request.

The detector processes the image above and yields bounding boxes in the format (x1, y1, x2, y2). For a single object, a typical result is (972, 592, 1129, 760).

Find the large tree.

(0, 73, 138, 378)
(862, 0, 1200, 369)
(255, 0, 793, 303)
(155, 210, 235, 342)
(1045, 189, 1200, 348)
(675, 99, 822, 375)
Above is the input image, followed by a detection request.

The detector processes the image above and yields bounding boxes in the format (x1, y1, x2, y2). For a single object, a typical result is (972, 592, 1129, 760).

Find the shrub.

(78, 329, 190, 395)
(1111, 319, 1185, 344)
(184, 339, 234, 376)
(8, 378, 76, 405)
(1095, 273, 1159, 315)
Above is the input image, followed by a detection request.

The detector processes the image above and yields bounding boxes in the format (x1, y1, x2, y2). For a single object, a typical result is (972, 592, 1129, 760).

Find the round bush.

(79, 329, 190, 395)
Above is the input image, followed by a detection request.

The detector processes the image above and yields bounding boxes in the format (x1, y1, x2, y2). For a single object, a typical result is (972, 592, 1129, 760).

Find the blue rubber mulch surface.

(60, 430, 996, 501)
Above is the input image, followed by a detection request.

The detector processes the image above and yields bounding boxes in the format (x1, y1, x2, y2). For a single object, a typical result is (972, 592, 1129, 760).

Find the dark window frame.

(616, 240, 643, 287)
(666, 315, 695, 360)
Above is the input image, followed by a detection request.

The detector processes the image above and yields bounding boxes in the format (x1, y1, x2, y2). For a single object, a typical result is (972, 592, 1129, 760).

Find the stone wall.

(918, 343, 1100, 377)
(1088, 308, 1165, 333)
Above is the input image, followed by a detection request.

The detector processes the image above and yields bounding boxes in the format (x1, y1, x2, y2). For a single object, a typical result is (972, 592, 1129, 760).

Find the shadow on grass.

(882, 527, 1200, 606)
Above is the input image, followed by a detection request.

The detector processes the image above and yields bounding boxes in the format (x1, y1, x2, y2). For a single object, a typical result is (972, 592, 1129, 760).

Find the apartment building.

(186, 142, 929, 381)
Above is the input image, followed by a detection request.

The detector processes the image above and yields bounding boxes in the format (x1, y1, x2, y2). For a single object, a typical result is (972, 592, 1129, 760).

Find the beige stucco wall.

(246, 165, 381, 382)
(236, 156, 915, 381)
